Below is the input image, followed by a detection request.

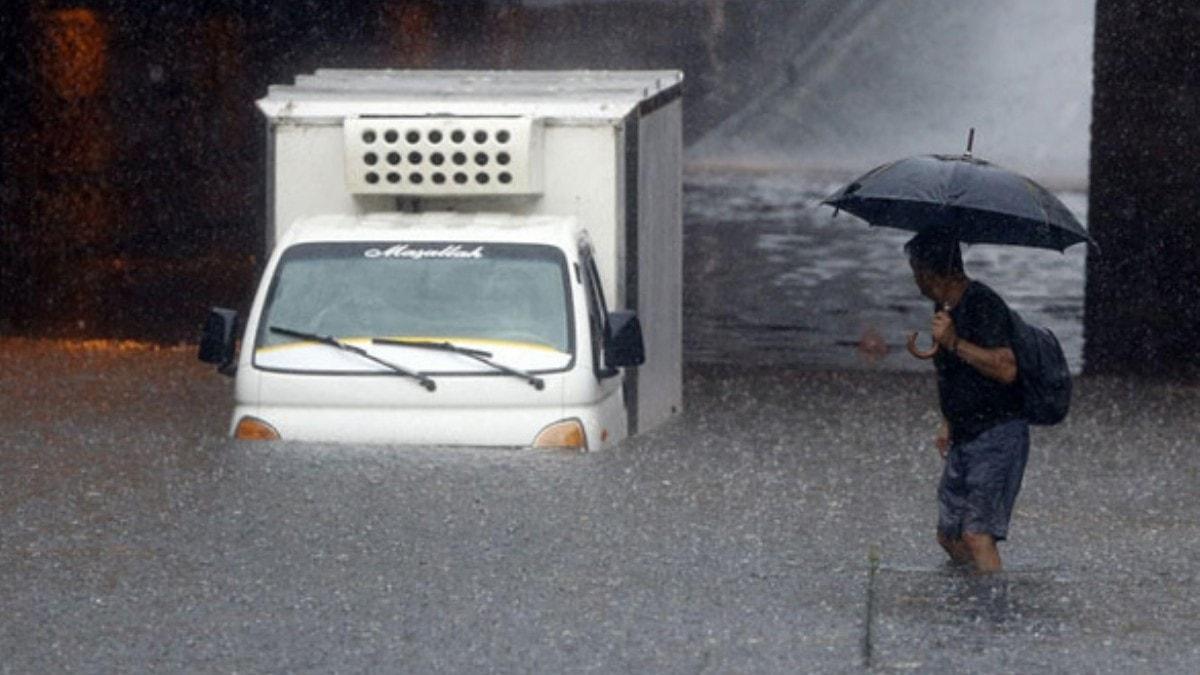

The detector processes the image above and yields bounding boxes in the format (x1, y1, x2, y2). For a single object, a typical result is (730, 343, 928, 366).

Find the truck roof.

(258, 70, 683, 124)
(279, 212, 586, 251)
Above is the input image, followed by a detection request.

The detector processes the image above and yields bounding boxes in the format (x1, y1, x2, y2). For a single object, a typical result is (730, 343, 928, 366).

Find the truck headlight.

(532, 418, 587, 451)
(234, 416, 281, 440)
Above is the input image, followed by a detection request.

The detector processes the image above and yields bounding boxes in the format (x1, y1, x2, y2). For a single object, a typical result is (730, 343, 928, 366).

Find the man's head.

(905, 229, 964, 300)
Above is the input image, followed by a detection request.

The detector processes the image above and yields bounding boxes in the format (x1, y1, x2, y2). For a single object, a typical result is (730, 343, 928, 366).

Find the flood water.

(4, 339, 1198, 672)
(682, 169, 1088, 372)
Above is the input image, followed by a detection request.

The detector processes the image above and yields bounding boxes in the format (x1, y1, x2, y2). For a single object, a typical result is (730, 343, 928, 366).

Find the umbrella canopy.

(823, 154, 1094, 252)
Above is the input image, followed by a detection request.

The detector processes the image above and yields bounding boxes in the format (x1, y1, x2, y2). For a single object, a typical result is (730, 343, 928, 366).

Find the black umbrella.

(823, 148, 1094, 252)
(824, 134, 1095, 359)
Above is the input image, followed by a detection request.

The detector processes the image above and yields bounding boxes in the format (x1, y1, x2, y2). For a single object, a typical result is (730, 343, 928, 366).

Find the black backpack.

(1008, 309, 1071, 425)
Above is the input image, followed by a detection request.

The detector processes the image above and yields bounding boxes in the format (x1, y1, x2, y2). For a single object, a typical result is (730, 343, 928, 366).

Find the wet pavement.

(2, 339, 1198, 672)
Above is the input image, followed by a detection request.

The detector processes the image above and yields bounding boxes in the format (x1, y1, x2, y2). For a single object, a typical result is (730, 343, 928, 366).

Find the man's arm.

(951, 337, 1018, 384)
(931, 310, 1018, 384)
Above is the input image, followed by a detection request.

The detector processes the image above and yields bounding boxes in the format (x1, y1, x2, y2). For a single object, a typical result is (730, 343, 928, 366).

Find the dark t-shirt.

(935, 281, 1023, 444)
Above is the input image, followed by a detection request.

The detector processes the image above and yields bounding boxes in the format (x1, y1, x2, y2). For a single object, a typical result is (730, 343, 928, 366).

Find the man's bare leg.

(937, 531, 973, 566)
(962, 532, 1002, 573)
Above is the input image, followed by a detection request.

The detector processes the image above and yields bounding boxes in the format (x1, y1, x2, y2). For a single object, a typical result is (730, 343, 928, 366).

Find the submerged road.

(2, 340, 1198, 672)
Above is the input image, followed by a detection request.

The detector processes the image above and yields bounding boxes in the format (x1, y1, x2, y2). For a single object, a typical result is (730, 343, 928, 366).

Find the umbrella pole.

(906, 332, 939, 360)
(908, 303, 952, 360)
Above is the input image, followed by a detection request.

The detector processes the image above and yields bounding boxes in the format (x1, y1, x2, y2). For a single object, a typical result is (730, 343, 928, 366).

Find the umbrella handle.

(906, 332, 939, 360)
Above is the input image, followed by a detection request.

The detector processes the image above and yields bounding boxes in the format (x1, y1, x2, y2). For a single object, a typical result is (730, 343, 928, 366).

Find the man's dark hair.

(905, 230, 964, 277)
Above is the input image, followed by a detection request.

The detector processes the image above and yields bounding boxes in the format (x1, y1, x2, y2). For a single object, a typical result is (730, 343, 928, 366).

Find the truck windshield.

(255, 241, 573, 372)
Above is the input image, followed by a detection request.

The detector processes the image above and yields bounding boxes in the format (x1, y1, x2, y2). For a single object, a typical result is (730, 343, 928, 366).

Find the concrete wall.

(692, 0, 1095, 186)
(1085, 0, 1200, 378)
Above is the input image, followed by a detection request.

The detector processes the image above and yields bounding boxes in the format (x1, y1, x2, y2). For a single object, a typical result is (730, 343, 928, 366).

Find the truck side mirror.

(604, 310, 645, 369)
(199, 307, 239, 376)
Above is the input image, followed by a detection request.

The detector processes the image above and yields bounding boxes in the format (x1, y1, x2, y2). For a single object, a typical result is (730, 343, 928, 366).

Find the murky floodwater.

(683, 169, 1088, 372)
(3, 342, 1199, 672)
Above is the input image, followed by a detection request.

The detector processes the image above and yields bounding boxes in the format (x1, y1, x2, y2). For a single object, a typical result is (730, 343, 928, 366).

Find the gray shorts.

(937, 419, 1030, 542)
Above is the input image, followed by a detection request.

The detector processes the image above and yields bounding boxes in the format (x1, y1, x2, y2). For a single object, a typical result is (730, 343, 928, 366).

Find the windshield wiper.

(269, 326, 436, 392)
(372, 338, 546, 390)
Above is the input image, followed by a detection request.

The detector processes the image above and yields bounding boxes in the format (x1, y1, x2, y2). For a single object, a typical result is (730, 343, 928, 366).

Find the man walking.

(905, 230, 1029, 574)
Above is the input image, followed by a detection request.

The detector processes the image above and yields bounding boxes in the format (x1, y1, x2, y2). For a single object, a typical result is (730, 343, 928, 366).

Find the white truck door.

(580, 245, 628, 441)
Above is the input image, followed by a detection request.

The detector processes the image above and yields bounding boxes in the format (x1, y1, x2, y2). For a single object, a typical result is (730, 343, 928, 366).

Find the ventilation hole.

(451, 130, 466, 143)
(452, 152, 467, 166)
(430, 153, 445, 166)
(364, 152, 378, 166)
(384, 130, 398, 143)
(428, 130, 443, 144)
(409, 172, 424, 184)
(405, 130, 420, 144)
(498, 172, 513, 184)
(386, 172, 400, 184)
(474, 153, 489, 166)
(475, 172, 490, 185)
(473, 130, 488, 144)
(362, 130, 377, 144)
(365, 172, 380, 184)
(496, 152, 510, 166)
(432, 173, 446, 185)
(408, 152, 423, 164)
(387, 152, 401, 165)
(496, 130, 511, 144)
(453, 172, 468, 184)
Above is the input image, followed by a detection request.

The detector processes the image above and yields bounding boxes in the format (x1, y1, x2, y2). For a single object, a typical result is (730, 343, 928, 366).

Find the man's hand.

(936, 419, 951, 459)
(931, 308, 957, 350)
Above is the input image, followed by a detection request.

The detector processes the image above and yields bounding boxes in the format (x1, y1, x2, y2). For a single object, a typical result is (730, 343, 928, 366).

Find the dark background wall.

(0, 0, 806, 342)
(1086, 0, 1200, 378)
(5, 0, 1197, 379)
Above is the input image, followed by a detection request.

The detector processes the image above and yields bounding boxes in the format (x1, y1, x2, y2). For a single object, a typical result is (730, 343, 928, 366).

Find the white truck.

(199, 70, 683, 450)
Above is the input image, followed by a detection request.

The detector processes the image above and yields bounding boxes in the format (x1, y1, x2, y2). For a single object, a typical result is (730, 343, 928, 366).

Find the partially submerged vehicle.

(200, 70, 683, 450)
